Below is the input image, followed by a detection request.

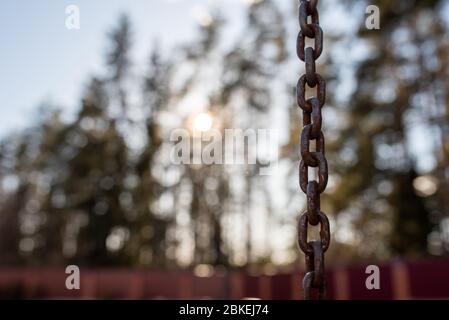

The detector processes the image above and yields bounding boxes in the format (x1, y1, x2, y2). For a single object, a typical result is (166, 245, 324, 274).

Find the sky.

(1, 0, 448, 172)
(0, 0, 249, 137)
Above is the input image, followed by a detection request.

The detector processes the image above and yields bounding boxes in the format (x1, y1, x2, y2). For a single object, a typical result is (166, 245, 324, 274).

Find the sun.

(192, 113, 213, 132)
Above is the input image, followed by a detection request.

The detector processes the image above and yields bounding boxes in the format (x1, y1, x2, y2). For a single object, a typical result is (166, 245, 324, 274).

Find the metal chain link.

(296, 0, 330, 300)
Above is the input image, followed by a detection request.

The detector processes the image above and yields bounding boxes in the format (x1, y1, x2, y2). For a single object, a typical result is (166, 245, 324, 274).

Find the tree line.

(0, 0, 448, 269)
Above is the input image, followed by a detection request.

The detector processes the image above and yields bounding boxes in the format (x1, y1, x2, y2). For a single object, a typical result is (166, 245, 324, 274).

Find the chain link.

(296, 0, 330, 300)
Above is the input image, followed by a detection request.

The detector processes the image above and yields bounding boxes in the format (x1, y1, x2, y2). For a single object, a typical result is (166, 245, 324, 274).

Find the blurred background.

(0, 0, 449, 299)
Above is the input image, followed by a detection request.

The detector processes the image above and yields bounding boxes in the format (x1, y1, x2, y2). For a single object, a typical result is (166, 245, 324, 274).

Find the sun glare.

(192, 113, 213, 132)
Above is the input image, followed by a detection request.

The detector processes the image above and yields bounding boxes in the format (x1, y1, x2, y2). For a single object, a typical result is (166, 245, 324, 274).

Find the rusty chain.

(296, 0, 330, 300)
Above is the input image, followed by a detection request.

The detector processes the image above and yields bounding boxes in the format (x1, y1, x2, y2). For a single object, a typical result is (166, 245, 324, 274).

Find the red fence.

(0, 258, 448, 299)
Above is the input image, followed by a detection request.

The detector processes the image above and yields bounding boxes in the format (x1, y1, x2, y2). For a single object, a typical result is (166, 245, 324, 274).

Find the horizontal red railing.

(0, 258, 447, 300)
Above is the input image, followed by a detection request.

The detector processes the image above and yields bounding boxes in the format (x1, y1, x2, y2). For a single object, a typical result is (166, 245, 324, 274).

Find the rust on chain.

(302, 241, 327, 299)
(310, 241, 324, 287)
(298, 1, 319, 38)
(296, 25, 323, 61)
(308, 0, 319, 12)
(303, 272, 327, 300)
(297, 211, 330, 256)
(302, 98, 322, 138)
(306, 181, 320, 226)
(309, 98, 322, 138)
(300, 124, 325, 167)
(299, 154, 328, 194)
(296, 0, 330, 300)
(305, 47, 317, 87)
(296, 74, 326, 111)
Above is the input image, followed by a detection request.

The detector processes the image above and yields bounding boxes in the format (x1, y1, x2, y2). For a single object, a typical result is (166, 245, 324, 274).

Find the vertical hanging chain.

(296, 0, 330, 300)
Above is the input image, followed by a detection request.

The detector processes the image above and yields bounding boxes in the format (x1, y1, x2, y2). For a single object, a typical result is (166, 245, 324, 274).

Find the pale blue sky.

(1, 0, 448, 174)
(0, 0, 247, 137)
